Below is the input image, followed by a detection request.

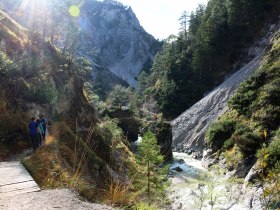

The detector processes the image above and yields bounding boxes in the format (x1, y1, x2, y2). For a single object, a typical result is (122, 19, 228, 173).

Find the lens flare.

(69, 5, 80, 17)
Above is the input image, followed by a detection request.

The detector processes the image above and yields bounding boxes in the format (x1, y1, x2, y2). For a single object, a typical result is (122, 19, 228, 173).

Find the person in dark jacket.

(28, 117, 38, 151)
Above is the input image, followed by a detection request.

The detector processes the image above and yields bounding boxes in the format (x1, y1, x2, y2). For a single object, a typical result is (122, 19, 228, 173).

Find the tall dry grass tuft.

(104, 179, 133, 206)
(73, 123, 96, 178)
(51, 121, 97, 177)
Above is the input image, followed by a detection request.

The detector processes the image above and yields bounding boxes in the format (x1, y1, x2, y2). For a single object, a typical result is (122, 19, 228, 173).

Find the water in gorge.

(168, 152, 254, 210)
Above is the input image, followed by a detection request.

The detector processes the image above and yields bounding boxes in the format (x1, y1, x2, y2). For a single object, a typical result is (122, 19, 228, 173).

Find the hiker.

(40, 114, 48, 141)
(36, 119, 44, 146)
(28, 117, 38, 151)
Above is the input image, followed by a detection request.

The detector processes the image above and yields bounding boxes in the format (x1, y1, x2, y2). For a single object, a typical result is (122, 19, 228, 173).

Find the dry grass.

(23, 120, 139, 206)
(45, 135, 55, 145)
(23, 122, 100, 200)
(103, 179, 133, 206)
(23, 142, 66, 188)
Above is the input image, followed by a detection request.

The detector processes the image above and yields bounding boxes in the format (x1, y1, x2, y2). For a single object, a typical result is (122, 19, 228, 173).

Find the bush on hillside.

(260, 161, 280, 209)
(252, 79, 280, 129)
(268, 129, 280, 165)
(228, 86, 257, 117)
(262, 79, 280, 105)
(205, 119, 236, 151)
(252, 105, 280, 130)
(232, 125, 262, 155)
(23, 79, 58, 104)
(223, 138, 235, 150)
(228, 71, 267, 117)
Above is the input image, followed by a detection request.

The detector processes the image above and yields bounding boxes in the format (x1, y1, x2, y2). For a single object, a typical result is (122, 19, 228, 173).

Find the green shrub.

(228, 71, 267, 117)
(262, 79, 280, 105)
(228, 88, 256, 117)
(223, 138, 234, 150)
(252, 105, 280, 130)
(205, 119, 236, 151)
(23, 79, 58, 104)
(268, 129, 280, 164)
(232, 125, 262, 155)
(260, 161, 280, 209)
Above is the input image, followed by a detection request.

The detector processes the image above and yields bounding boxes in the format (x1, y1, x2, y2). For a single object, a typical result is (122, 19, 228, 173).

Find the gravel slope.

(0, 189, 116, 210)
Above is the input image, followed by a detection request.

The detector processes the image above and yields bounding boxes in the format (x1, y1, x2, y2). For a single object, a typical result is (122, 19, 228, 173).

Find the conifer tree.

(135, 131, 169, 204)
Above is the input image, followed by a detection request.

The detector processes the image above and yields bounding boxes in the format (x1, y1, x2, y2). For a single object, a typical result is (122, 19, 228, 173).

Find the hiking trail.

(0, 135, 116, 210)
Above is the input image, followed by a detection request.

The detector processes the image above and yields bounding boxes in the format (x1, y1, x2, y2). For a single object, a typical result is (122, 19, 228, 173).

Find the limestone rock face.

(79, 0, 160, 86)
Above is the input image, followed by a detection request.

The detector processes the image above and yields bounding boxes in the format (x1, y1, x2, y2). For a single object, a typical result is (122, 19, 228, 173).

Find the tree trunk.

(147, 160, 150, 205)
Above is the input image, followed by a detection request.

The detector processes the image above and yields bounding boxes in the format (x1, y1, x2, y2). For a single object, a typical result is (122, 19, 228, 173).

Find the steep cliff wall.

(79, 0, 160, 86)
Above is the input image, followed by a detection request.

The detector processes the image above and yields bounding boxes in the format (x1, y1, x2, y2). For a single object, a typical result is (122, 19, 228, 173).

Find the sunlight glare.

(19, 0, 47, 12)
(69, 5, 80, 17)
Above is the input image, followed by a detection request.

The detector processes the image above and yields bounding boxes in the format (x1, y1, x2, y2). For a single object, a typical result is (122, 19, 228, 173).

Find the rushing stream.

(168, 152, 254, 210)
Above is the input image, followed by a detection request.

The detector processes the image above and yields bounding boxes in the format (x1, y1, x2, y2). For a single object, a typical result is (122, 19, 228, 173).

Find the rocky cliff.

(171, 23, 280, 155)
(0, 0, 161, 87)
(79, 0, 160, 87)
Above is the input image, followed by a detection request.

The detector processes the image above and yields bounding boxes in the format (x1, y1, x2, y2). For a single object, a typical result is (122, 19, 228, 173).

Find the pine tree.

(135, 131, 169, 204)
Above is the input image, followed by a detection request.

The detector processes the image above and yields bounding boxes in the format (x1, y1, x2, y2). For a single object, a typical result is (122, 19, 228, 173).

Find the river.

(168, 152, 254, 210)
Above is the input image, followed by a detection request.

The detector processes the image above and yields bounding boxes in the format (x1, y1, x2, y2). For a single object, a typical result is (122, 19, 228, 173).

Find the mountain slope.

(79, 0, 160, 86)
(0, 10, 95, 124)
(137, 0, 280, 118)
(0, 10, 135, 204)
(0, 0, 161, 87)
(171, 23, 280, 155)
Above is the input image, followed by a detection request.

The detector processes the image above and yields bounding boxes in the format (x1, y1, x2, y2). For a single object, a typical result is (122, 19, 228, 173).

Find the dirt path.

(0, 189, 116, 210)
(0, 135, 116, 210)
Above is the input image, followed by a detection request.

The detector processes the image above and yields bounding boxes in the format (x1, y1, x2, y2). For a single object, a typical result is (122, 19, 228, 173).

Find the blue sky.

(118, 0, 208, 39)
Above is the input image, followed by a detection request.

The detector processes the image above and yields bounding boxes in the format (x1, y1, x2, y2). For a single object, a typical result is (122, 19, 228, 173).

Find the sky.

(118, 0, 208, 40)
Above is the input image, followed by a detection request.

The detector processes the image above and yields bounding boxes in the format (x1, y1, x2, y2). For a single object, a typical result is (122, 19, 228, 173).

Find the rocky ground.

(0, 189, 116, 210)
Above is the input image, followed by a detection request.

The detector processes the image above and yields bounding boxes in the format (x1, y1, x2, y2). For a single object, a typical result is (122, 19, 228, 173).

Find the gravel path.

(0, 189, 116, 210)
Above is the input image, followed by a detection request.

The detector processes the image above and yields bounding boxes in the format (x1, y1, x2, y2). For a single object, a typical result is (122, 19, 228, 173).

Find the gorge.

(0, 0, 279, 209)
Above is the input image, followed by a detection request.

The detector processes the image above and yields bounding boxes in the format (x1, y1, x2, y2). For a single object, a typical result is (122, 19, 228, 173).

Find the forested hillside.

(139, 0, 280, 118)
(205, 28, 280, 208)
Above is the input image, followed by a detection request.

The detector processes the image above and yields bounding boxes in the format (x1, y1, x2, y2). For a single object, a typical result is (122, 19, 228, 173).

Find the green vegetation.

(1, 0, 280, 209)
(106, 85, 133, 109)
(260, 161, 280, 209)
(205, 119, 236, 151)
(206, 23, 280, 205)
(268, 129, 280, 165)
(138, 0, 280, 117)
(132, 131, 169, 207)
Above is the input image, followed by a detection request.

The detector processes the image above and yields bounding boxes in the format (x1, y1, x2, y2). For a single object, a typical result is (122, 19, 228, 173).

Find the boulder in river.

(177, 159, 185, 164)
(172, 166, 183, 172)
